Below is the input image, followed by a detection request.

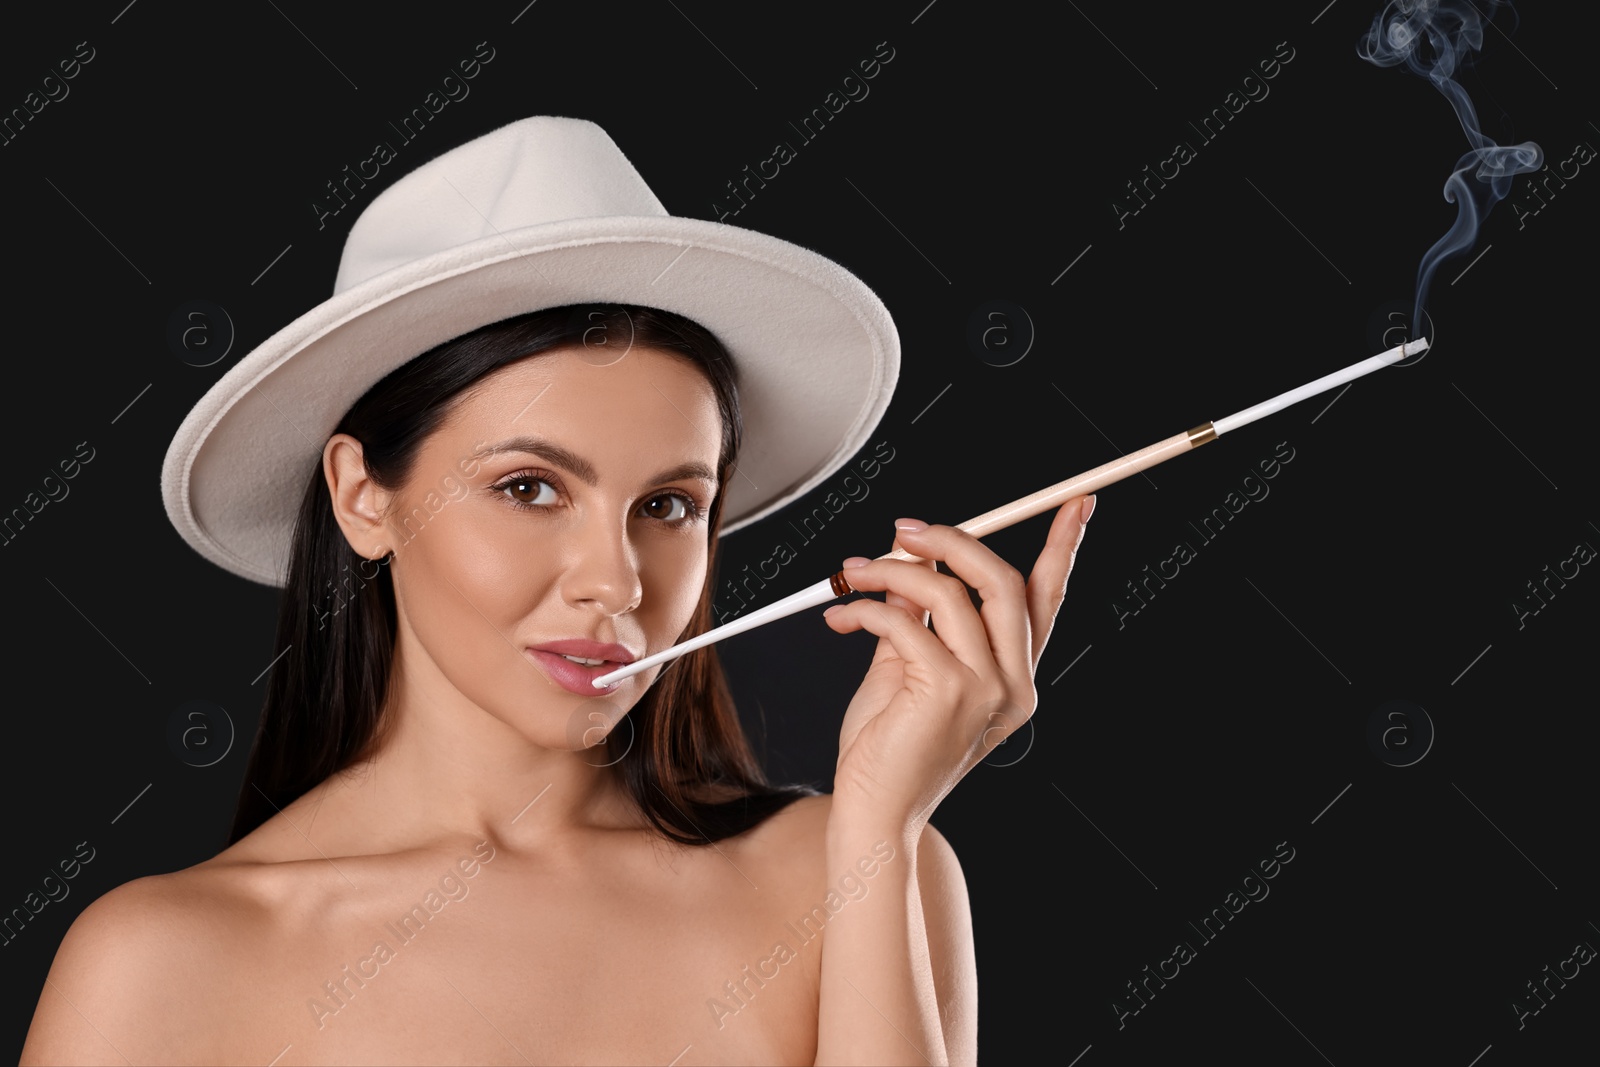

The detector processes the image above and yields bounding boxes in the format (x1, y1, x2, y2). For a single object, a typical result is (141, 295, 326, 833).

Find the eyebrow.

(473, 436, 718, 489)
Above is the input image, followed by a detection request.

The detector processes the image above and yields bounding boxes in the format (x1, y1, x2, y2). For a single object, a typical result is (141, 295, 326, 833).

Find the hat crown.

(162, 114, 897, 587)
(335, 116, 669, 293)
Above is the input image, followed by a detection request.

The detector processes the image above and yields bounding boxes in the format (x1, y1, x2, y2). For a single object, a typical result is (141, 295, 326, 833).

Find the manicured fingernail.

(895, 517, 928, 532)
(823, 604, 843, 617)
(1080, 495, 1096, 526)
(842, 556, 871, 569)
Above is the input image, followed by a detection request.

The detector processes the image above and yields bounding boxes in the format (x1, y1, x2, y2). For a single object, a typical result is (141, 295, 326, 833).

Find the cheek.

(403, 504, 525, 607)
(392, 509, 555, 705)
(644, 542, 709, 634)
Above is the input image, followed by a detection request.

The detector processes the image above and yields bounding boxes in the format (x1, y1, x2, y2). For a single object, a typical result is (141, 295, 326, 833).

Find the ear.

(324, 433, 393, 558)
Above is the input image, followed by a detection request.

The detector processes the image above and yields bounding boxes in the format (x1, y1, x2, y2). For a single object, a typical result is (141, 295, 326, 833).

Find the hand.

(822, 495, 1095, 834)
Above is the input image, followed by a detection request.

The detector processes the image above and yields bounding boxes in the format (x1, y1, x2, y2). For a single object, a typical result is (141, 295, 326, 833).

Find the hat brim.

(160, 215, 899, 587)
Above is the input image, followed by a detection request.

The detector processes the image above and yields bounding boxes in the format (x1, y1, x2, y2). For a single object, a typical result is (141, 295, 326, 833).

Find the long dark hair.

(228, 305, 817, 846)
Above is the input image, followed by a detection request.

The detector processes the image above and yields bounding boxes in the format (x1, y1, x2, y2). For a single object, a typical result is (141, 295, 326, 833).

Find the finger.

(855, 530, 937, 671)
(1025, 495, 1093, 674)
(880, 531, 936, 624)
(823, 596, 964, 685)
(893, 519, 1034, 680)
(840, 521, 1016, 680)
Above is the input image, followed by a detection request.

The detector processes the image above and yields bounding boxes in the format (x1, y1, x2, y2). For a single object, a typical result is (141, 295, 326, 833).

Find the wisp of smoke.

(1358, 0, 1542, 335)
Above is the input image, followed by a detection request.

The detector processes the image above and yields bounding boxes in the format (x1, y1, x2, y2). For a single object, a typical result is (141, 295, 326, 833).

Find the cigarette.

(593, 338, 1428, 688)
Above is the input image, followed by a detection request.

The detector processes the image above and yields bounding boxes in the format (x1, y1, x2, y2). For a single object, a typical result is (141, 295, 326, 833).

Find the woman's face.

(356, 344, 723, 751)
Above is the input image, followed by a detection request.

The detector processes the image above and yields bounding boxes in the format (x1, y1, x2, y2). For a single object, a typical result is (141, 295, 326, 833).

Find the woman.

(21, 117, 1092, 1066)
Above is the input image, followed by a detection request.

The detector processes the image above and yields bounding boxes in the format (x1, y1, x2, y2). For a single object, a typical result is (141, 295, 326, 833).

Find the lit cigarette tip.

(1401, 337, 1430, 356)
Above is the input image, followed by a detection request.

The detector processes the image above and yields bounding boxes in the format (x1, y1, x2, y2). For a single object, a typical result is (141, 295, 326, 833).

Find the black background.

(2, 2, 1594, 1063)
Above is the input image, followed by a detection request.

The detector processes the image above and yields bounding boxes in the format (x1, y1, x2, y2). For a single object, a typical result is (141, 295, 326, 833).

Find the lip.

(526, 640, 638, 696)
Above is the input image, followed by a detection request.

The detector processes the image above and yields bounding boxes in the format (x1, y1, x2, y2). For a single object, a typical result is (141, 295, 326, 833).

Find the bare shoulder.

(743, 790, 833, 848)
(743, 791, 971, 887)
(912, 822, 978, 1065)
(19, 855, 292, 1065)
(757, 796, 978, 1065)
(910, 820, 972, 928)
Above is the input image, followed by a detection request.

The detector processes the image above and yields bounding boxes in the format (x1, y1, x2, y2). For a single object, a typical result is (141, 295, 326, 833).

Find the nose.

(560, 514, 643, 616)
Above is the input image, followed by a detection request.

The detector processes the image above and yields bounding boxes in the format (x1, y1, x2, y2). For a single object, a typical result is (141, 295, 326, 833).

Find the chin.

(492, 684, 638, 755)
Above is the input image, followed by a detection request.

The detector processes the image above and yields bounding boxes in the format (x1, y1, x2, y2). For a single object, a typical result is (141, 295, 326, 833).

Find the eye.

(491, 469, 704, 524)
(493, 472, 559, 510)
(639, 493, 702, 524)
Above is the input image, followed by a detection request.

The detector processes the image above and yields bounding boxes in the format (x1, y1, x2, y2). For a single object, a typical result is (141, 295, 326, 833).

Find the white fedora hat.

(160, 116, 900, 587)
